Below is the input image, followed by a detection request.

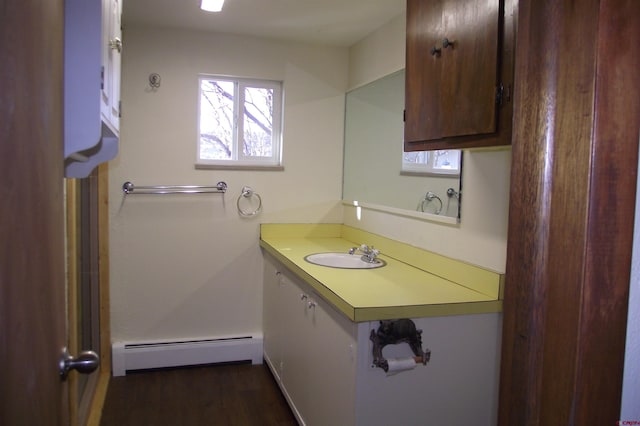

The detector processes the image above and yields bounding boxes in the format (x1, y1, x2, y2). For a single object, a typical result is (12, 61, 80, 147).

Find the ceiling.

(122, 0, 406, 47)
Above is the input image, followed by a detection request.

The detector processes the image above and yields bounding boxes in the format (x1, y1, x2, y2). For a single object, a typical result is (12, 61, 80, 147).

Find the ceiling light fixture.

(200, 0, 224, 12)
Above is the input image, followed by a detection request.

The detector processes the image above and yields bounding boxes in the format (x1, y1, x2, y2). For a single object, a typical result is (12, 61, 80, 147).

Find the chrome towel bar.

(122, 181, 227, 195)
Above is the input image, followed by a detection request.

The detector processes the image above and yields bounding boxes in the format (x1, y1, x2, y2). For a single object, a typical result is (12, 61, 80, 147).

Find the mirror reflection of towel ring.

(418, 191, 442, 215)
(237, 186, 262, 217)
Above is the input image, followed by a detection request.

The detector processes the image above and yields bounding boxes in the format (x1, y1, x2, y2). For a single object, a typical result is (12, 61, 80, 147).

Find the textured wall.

(109, 27, 347, 342)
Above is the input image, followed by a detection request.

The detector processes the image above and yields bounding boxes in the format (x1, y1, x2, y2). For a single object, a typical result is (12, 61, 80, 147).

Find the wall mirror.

(343, 70, 462, 219)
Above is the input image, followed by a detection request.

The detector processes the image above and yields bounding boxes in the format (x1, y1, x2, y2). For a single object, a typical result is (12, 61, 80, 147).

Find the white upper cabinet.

(64, 0, 122, 178)
(101, 0, 122, 132)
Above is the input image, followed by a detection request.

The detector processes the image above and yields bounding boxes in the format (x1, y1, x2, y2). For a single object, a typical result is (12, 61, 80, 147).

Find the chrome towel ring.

(418, 191, 442, 215)
(237, 186, 262, 217)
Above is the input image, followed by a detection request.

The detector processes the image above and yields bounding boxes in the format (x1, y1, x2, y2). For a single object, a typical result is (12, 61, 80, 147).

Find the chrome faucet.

(348, 244, 380, 263)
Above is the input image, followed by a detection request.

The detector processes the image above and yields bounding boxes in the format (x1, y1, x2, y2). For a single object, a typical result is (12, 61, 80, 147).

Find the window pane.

(402, 149, 460, 174)
(403, 151, 429, 165)
(197, 75, 283, 167)
(199, 79, 235, 160)
(432, 150, 460, 170)
(243, 86, 273, 157)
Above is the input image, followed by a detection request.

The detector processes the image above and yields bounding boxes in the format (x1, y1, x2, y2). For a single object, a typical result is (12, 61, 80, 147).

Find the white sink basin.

(304, 252, 386, 269)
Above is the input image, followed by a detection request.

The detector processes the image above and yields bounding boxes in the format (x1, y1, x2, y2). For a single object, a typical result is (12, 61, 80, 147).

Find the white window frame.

(196, 75, 284, 169)
(401, 149, 461, 176)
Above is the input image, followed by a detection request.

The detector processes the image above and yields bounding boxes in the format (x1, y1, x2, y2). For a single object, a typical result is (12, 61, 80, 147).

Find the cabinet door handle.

(109, 37, 122, 53)
(301, 294, 308, 301)
(307, 300, 317, 309)
(442, 38, 454, 49)
(430, 46, 441, 56)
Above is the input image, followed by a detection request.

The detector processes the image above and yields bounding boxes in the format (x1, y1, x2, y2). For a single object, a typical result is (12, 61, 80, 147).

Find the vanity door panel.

(304, 290, 357, 425)
(262, 256, 357, 425)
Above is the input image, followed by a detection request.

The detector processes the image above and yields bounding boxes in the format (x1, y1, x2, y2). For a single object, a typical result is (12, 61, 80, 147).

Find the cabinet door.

(440, 0, 499, 138)
(405, 0, 444, 142)
(263, 259, 312, 419)
(263, 259, 357, 425)
(405, 0, 502, 145)
(262, 260, 284, 381)
(278, 274, 314, 422)
(109, 0, 122, 129)
(304, 293, 357, 426)
(100, 0, 121, 132)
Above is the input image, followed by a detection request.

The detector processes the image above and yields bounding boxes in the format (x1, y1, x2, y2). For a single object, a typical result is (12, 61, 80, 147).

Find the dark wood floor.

(100, 362, 298, 426)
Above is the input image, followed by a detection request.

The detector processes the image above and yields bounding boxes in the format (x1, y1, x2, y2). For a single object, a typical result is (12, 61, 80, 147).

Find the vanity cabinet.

(64, 0, 122, 178)
(263, 257, 357, 425)
(404, 0, 516, 151)
(263, 254, 501, 425)
(261, 226, 503, 425)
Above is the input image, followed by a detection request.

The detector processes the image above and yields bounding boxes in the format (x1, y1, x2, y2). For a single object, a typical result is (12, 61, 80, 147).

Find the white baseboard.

(111, 335, 263, 376)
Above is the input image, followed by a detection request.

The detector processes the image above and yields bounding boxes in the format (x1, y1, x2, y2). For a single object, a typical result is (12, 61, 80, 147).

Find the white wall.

(345, 15, 510, 272)
(109, 27, 347, 342)
(348, 13, 406, 90)
(109, 15, 510, 345)
(621, 144, 640, 419)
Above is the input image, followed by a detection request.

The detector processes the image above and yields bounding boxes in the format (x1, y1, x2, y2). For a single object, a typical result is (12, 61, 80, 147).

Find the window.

(197, 75, 283, 168)
(402, 149, 461, 175)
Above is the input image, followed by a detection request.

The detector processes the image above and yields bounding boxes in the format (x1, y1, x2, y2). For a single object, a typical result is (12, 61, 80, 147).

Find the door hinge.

(403, 109, 406, 122)
(496, 83, 511, 106)
(119, 100, 122, 118)
(100, 66, 105, 90)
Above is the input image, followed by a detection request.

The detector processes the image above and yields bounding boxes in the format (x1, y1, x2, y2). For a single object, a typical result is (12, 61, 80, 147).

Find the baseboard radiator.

(111, 335, 263, 376)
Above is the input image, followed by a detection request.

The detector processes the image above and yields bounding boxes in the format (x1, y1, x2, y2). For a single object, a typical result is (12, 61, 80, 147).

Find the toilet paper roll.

(386, 357, 417, 375)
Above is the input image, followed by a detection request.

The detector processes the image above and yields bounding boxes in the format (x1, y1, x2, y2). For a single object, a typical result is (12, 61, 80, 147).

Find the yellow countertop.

(260, 224, 503, 322)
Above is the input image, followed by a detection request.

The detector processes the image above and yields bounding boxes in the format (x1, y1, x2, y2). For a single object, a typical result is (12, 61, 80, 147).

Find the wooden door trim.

(66, 179, 81, 425)
(498, 0, 639, 423)
(66, 176, 102, 425)
(84, 163, 112, 426)
(97, 163, 112, 373)
(65, 163, 112, 426)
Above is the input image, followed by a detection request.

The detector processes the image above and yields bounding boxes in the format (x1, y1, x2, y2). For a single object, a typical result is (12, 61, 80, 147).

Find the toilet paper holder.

(370, 319, 431, 373)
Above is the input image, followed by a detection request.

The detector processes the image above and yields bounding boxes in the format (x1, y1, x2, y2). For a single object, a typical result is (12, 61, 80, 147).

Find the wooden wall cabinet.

(404, 0, 516, 151)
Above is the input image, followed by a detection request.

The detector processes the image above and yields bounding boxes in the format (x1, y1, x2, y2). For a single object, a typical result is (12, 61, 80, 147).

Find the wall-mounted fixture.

(418, 191, 443, 214)
(148, 73, 161, 89)
(201, 0, 224, 12)
(122, 181, 227, 195)
(446, 187, 460, 200)
(237, 186, 262, 217)
(370, 319, 431, 374)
